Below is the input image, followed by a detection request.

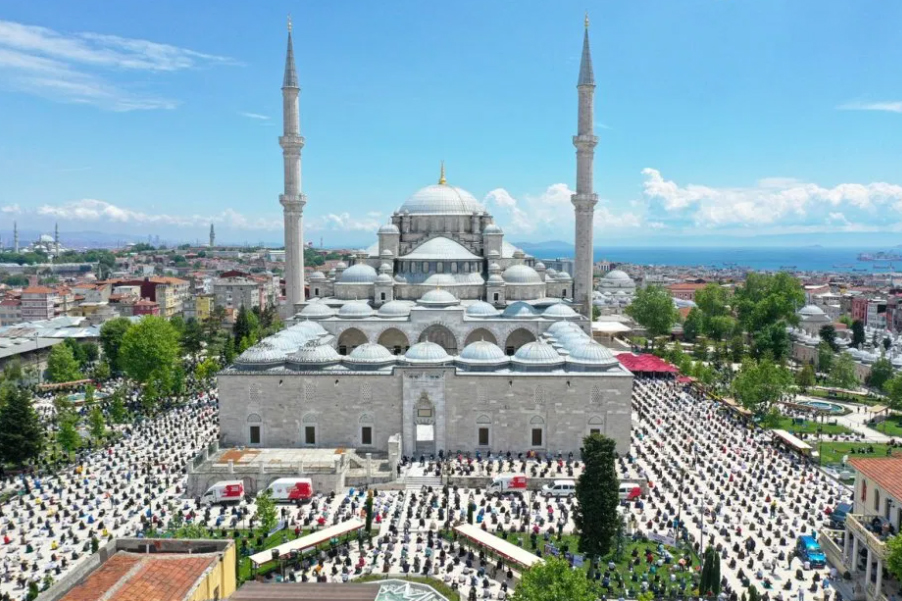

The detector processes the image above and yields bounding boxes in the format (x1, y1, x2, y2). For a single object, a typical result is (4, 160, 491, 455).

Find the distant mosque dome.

(512, 341, 565, 367)
(346, 343, 395, 365)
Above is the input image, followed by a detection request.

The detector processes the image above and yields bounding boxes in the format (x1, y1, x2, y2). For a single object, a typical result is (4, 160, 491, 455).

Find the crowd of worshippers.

(397, 452, 584, 480)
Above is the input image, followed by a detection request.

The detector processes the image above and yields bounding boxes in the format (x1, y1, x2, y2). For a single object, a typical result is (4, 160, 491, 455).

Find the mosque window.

(304, 426, 316, 445)
(361, 426, 373, 446)
(529, 415, 545, 448)
(462, 262, 469, 273)
(380, 292, 386, 301)
(493, 293, 500, 303)
(437, 262, 444, 273)
(451, 262, 458, 274)
(422, 262, 428, 272)
(249, 426, 261, 446)
(562, 288, 567, 297)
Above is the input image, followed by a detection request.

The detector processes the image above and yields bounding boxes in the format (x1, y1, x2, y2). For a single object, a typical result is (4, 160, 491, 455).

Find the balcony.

(847, 514, 889, 561)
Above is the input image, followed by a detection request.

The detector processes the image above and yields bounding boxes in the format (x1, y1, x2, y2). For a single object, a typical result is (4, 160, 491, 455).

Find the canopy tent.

(772, 429, 812, 456)
(454, 524, 542, 569)
(617, 353, 679, 375)
(249, 518, 365, 567)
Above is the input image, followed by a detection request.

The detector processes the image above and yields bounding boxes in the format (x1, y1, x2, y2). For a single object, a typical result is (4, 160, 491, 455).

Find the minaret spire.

(571, 13, 598, 320)
(54, 222, 60, 254)
(280, 17, 306, 315)
(13, 221, 18, 254)
(209, 223, 215, 248)
(438, 161, 446, 185)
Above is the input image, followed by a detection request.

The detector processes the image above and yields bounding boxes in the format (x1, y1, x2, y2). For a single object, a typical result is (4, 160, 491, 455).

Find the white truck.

(487, 474, 528, 497)
(200, 480, 245, 506)
(265, 477, 314, 504)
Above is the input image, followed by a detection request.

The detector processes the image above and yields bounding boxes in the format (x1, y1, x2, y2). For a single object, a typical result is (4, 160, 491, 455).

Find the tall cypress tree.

(574, 433, 620, 577)
(0, 385, 44, 467)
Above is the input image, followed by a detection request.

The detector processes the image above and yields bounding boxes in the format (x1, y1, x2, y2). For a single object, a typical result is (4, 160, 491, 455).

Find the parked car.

(796, 535, 826, 568)
(542, 479, 576, 498)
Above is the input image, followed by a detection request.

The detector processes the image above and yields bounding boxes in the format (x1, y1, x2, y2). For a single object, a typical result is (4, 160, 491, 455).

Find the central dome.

(400, 184, 485, 215)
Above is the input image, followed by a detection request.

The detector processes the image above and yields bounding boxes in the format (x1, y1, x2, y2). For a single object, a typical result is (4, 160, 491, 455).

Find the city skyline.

(1, 1, 902, 247)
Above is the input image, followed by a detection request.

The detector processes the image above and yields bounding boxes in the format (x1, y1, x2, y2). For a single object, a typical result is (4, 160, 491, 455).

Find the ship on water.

(858, 250, 902, 261)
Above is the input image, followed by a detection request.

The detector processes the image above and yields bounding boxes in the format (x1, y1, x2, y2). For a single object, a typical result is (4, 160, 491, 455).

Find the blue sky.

(1, 0, 901, 248)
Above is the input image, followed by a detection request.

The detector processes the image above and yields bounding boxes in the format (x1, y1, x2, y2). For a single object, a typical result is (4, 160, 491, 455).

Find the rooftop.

(848, 457, 902, 503)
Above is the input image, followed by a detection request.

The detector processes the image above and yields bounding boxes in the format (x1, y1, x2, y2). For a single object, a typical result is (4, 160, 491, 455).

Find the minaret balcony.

(279, 134, 305, 148)
(572, 134, 598, 148)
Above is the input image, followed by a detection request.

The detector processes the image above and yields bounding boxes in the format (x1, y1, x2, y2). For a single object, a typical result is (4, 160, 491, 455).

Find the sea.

(569, 247, 902, 273)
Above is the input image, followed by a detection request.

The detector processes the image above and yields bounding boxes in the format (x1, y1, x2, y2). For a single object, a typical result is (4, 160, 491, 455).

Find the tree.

(706, 315, 737, 342)
(734, 272, 804, 332)
(108, 388, 129, 424)
(682, 308, 703, 343)
(747, 585, 760, 601)
(120, 316, 180, 386)
(887, 532, 902, 583)
(750, 322, 790, 362)
(574, 434, 619, 576)
(0, 385, 44, 466)
(731, 358, 793, 416)
(82, 341, 99, 364)
(729, 335, 745, 363)
(695, 283, 730, 319)
(195, 357, 220, 387)
(625, 285, 679, 338)
(364, 490, 374, 532)
(233, 305, 259, 348)
(817, 341, 834, 374)
(57, 413, 82, 458)
(46, 343, 83, 383)
(511, 557, 596, 601)
(838, 315, 853, 328)
(88, 405, 105, 440)
(220, 336, 237, 366)
(181, 318, 204, 359)
(796, 363, 816, 391)
(868, 357, 893, 391)
(63, 338, 88, 369)
(254, 489, 278, 535)
(885, 374, 902, 412)
(699, 546, 722, 597)
(829, 352, 859, 391)
(99, 317, 133, 374)
(819, 324, 838, 352)
(93, 360, 111, 382)
(851, 320, 865, 348)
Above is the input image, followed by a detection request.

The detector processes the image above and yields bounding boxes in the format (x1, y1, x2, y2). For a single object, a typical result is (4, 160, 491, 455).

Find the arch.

(464, 328, 498, 346)
(415, 393, 435, 425)
(246, 413, 262, 423)
(418, 324, 458, 355)
(378, 328, 411, 355)
(529, 415, 545, 426)
(476, 414, 492, 425)
(504, 328, 536, 355)
(587, 414, 604, 436)
(337, 327, 368, 355)
(247, 413, 263, 447)
(588, 415, 604, 425)
(359, 413, 374, 424)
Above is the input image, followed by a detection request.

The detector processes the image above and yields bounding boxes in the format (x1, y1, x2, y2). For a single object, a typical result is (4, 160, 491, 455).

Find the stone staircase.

(403, 475, 443, 490)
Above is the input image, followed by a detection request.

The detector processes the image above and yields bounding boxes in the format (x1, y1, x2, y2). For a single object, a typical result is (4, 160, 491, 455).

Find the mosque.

(217, 17, 634, 457)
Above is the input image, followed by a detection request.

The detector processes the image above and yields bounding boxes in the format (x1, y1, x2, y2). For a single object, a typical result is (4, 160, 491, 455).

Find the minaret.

(54, 222, 60, 254)
(280, 16, 306, 312)
(571, 13, 598, 319)
(209, 223, 216, 248)
(13, 221, 18, 254)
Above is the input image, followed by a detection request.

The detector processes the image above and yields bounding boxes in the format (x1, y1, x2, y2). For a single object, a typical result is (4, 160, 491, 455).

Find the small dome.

(235, 342, 285, 367)
(512, 341, 565, 366)
(555, 329, 592, 350)
(502, 301, 540, 318)
(513, 249, 526, 259)
(799, 304, 826, 317)
(291, 321, 329, 337)
(483, 223, 503, 234)
(378, 223, 400, 234)
(339, 263, 378, 284)
(380, 249, 394, 257)
(543, 303, 578, 318)
(375, 273, 393, 284)
(503, 264, 542, 284)
(288, 342, 341, 365)
(338, 301, 374, 318)
(603, 269, 632, 282)
(299, 303, 335, 319)
(377, 300, 412, 317)
(423, 273, 457, 287)
(335, 261, 348, 270)
(466, 301, 500, 317)
(487, 250, 500, 258)
(568, 341, 618, 365)
(404, 341, 451, 364)
(546, 321, 584, 337)
(488, 262, 502, 273)
(399, 184, 486, 215)
(308, 271, 326, 281)
(546, 268, 558, 278)
(487, 274, 504, 284)
(418, 288, 459, 307)
(394, 274, 408, 283)
(346, 343, 395, 365)
(379, 263, 392, 273)
(458, 340, 508, 364)
(555, 271, 572, 281)
(534, 262, 546, 271)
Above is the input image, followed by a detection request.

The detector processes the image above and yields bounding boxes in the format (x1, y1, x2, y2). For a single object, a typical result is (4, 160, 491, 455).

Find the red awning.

(617, 353, 679, 374)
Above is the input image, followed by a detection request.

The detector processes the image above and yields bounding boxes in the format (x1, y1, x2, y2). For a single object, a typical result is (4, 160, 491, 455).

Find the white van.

(266, 477, 314, 504)
(619, 482, 642, 501)
(542, 479, 576, 498)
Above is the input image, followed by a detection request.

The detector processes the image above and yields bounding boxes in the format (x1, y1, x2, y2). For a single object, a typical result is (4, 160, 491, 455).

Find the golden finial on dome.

(288, 14, 292, 33)
(584, 11, 589, 29)
(438, 160, 446, 185)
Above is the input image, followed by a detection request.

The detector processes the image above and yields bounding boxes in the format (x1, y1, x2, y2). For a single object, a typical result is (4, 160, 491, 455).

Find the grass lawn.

(872, 415, 902, 437)
(358, 575, 460, 600)
(815, 442, 895, 466)
(768, 416, 852, 436)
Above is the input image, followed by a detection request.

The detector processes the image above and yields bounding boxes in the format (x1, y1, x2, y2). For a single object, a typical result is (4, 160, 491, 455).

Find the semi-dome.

(377, 300, 412, 317)
(308, 271, 326, 281)
(338, 301, 374, 318)
(543, 303, 578, 318)
(546, 320, 583, 337)
(512, 341, 565, 366)
(399, 184, 485, 215)
(423, 273, 457, 287)
(458, 340, 508, 365)
(338, 263, 378, 284)
(288, 342, 341, 366)
(418, 288, 459, 307)
(502, 301, 540, 318)
(235, 343, 285, 367)
(378, 223, 400, 234)
(466, 301, 500, 317)
(403, 341, 452, 364)
(291, 321, 328, 337)
(503, 264, 542, 284)
(299, 303, 335, 319)
(346, 343, 396, 365)
(799, 304, 826, 317)
(567, 341, 619, 366)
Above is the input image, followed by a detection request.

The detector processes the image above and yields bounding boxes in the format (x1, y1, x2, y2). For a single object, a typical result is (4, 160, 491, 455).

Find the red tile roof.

(848, 457, 902, 503)
(617, 353, 679, 373)
(22, 286, 54, 294)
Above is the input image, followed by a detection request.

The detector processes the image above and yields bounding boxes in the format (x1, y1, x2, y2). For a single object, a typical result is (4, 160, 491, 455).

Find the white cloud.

(1, 204, 21, 214)
(837, 100, 902, 113)
(641, 168, 902, 231)
(240, 112, 269, 120)
(0, 19, 235, 111)
(307, 212, 383, 233)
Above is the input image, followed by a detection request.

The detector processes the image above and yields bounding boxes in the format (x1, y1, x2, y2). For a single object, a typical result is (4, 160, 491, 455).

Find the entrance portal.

(414, 393, 436, 456)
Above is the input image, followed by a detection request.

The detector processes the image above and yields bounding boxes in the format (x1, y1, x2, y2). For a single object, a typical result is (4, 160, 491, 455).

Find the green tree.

(699, 546, 722, 596)
(887, 532, 902, 583)
(796, 363, 816, 390)
(838, 315, 853, 327)
(93, 360, 111, 382)
(220, 336, 237, 365)
(731, 358, 793, 416)
(84, 383, 95, 405)
(829, 352, 859, 390)
(108, 388, 129, 424)
(868, 357, 893, 391)
(46, 343, 83, 383)
(99, 317, 133, 374)
(195, 357, 220, 386)
(120, 315, 181, 386)
(682, 308, 703, 343)
(181, 317, 204, 358)
(817, 341, 834, 374)
(254, 489, 278, 535)
(57, 413, 82, 458)
(2, 358, 24, 383)
(729, 335, 745, 363)
(695, 283, 730, 319)
(706, 315, 737, 342)
(88, 405, 105, 440)
(365, 490, 374, 532)
(625, 285, 679, 338)
(819, 324, 838, 351)
(511, 557, 596, 601)
(750, 321, 791, 362)
(233, 305, 259, 348)
(82, 341, 99, 364)
(0, 385, 44, 466)
(734, 272, 804, 332)
(851, 320, 865, 348)
(748, 585, 760, 601)
(63, 338, 88, 369)
(574, 433, 620, 576)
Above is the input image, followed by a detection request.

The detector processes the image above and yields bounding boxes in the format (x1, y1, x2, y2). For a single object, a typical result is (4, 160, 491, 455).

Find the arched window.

(476, 414, 491, 448)
(588, 415, 604, 436)
(359, 413, 374, 446)
(529, 415, 545, 448)
(247, 414, 262, 446)
(301, 413, 317, 446)
(451, 262, 458, 274)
